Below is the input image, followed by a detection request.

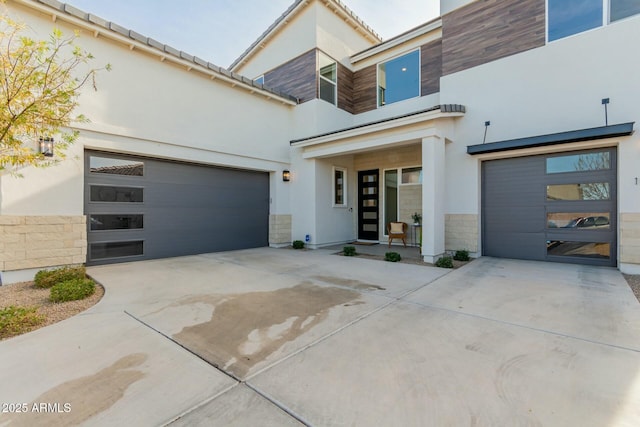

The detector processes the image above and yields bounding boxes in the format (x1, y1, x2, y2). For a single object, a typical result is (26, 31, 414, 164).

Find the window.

(90, 241, 144, 260)
(333, 167, 346, 206)
(546, 151, 610, 174)
(401, 167, 422, 184)
(548, 0, 602, 41)
(547, 183, 610, 201)
(90, 156, 143, 176)
(548, 0, 640, 41)
(90, 214, 144, 231)
(547, 213, 610, 229)
(319, 52, 337, 105)
(377, 50, 420, 107)
(90, 185, 144, 203)
(254, 75, 264, 85)
(611, 0, 640, 21)
(547, 241, 610, 259)
(384, 170, 398, 228)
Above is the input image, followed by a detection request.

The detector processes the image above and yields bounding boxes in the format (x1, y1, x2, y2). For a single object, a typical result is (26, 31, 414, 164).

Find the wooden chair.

(387, 222, 408, 247)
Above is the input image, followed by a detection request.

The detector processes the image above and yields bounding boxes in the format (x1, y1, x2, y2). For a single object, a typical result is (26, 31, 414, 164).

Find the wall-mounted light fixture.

(38, 137, 54, 157)
(282, 170, 291, 182)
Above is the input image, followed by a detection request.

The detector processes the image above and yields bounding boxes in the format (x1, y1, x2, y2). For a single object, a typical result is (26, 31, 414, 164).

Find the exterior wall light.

(283, 170, 291, 182)
(38, 137, 54, 157)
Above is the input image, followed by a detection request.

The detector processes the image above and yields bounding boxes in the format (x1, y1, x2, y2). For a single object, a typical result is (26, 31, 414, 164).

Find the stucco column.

(421, 134, 445, 263)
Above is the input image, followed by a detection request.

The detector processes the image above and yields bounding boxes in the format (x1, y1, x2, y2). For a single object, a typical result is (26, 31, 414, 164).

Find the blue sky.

(66, 0, 439, 68)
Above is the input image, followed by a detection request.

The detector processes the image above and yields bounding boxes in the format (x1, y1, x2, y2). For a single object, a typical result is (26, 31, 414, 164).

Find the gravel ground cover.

(0, 281, 104, 340)
(623, 274, 640, 303)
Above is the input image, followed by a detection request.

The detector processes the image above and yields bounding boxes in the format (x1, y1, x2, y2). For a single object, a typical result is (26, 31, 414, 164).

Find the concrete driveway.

(1, 249, 639, 426)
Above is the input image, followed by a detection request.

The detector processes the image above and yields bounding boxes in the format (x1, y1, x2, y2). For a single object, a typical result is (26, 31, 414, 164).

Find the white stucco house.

(1, 0, 639, 284)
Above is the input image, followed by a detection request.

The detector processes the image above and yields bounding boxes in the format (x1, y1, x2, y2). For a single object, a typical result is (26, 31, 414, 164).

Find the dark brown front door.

(358, 169, 379, 240)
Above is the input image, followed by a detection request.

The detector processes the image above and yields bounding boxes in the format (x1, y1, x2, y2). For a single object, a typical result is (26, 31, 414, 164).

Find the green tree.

(0, 9, 109, 173)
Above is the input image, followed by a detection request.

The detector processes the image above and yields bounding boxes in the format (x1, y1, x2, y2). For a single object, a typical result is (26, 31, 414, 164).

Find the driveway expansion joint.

(403, 300, 640, 354)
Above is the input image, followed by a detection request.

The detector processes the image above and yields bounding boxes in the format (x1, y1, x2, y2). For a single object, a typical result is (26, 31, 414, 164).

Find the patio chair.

(387, 222, 408, 247)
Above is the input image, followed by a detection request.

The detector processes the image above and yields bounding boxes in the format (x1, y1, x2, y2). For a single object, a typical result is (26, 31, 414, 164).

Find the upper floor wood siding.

(264, 49, 317, 103)
(442, 0, 545, 76)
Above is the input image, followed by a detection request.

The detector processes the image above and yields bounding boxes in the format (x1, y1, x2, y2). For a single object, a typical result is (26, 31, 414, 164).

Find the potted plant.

(411, 212, 422, 226)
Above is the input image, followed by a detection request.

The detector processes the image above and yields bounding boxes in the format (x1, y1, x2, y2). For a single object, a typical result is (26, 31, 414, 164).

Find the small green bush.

(343, 246, 357, 256)
(34, 266, 86, 289)
(384, 252, 402, 262)
(49, 278, 96, 303)
(453, 249, 470, 262)
(292, 240, 305, 249)
(0, 306, 44, 339)
(435, 256, 454, 268)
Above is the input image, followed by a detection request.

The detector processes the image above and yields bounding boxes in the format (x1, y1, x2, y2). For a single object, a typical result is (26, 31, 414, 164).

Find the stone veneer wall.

(445, 214, 478, 253)
(0, 216, 87, 272)
(620, 213, 640, 264)
(269, 214, 292, 247)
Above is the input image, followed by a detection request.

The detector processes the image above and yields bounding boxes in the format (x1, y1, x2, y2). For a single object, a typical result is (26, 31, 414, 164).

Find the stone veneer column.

(421, 135, 445, 263)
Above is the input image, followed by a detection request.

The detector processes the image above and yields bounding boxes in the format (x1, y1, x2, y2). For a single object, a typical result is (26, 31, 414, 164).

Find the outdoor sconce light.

(283, 170, 291, 182)
(38, 137, 54, 157)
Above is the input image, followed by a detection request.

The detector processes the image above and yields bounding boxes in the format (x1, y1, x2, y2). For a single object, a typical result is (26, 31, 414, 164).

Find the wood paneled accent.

(442, 0, 545, 76)
(421, 39, 442, 96)
(264, 49, 317, 103)
(353, 64, 377, 114)
(337, 62, 354, 114)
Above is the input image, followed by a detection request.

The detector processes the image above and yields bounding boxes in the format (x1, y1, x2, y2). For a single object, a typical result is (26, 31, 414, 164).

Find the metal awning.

(467, 122, 634, 155)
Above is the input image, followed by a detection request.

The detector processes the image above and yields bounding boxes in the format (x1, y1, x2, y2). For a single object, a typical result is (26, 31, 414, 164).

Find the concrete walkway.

(1, 249, 639, 426)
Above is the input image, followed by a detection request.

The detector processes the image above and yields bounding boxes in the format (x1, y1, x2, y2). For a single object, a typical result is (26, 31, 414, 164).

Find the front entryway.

(482, 148, 617, 266)
(358, 169, 379, 240)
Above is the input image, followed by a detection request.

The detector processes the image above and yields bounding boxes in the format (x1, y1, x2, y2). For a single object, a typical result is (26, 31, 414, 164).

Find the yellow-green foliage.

(49, 278, 95, 303)
(0, 306, 44, 339)
(34, 266, 86, 289)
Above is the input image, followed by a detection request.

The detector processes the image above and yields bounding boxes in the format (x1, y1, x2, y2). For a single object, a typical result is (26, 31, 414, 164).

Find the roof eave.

(229, 0, 382, 72)
(17, 0, 299, 106)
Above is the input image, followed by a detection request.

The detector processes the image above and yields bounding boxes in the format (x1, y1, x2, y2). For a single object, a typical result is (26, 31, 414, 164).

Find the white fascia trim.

(231, 0, 381, 72)
(14, 0, 297, 106)
(351, 19, 442, 64)
(291, 110, 462, 148)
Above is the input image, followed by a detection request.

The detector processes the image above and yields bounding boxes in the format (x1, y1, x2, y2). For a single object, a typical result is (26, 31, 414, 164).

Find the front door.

(358, 169, 379, 240)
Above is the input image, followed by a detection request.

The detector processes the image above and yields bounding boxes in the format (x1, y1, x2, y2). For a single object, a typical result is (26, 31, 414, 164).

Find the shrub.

(0, 306, 44, 339)
(49, 278, 96, 303)
(343, 246, 357, 256)
(435, 256, 454, 268)
(34, 266, 86, 289)
(385, 252, 402, 262)
(292, 240, 305, 249)
(453, 249, 470, 261)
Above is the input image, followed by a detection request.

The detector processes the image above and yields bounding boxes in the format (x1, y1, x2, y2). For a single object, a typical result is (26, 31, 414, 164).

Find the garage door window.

(90, 241, 144, 260)
(546, 151, 610, 173)
(547, 183, 610, 201)
(547, 241, 610, 259)
(90, 156, 144, 176)
(90, 185, 144, 203)
(90, 214, 144, 231)
(547, 213, 610, 229)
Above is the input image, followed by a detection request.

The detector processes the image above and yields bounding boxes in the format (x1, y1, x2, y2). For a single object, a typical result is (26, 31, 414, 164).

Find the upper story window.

(611, 0, 640, 22)
(377, 50, 420, 107)
(318, 52, 337, 105)
(548, 0, 640, 42)
(254, 75, 264, 85)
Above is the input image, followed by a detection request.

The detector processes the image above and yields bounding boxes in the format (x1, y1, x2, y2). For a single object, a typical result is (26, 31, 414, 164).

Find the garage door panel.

(483, 233, 546, 260)
(482, 148, 616, 266)
(85, 151, 269, 265)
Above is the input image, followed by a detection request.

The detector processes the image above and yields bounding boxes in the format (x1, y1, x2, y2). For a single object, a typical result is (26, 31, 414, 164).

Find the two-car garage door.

(482, 148, 617, 266)
(84, 151, 269, 265)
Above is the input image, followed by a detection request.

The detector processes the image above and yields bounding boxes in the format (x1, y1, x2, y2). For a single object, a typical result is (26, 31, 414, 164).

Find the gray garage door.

(84, 151, 269, 265)
(482, 148, 616, 266)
